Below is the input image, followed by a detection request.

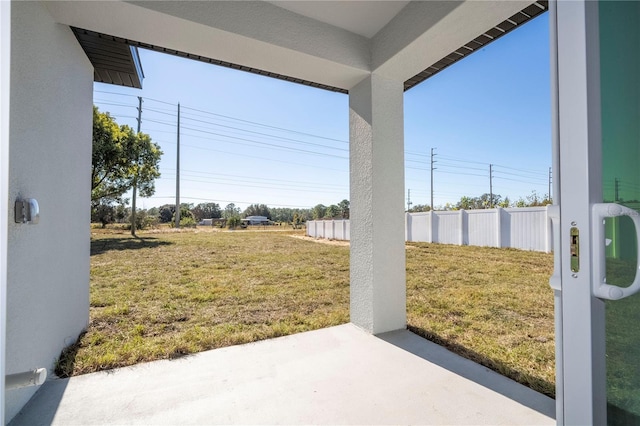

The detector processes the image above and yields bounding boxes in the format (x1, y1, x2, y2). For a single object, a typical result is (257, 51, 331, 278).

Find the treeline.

(408, 191, 552, 213)
(91, 199, 350, 229)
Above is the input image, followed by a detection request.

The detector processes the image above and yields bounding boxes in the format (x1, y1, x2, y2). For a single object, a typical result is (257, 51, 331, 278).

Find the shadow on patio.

(10, 324, 554, 425)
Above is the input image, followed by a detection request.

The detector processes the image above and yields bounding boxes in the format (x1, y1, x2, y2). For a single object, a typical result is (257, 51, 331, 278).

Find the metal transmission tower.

(131, 96, 142, 236)
(430, 148, 437, 210)
(407, 189, 412, 212)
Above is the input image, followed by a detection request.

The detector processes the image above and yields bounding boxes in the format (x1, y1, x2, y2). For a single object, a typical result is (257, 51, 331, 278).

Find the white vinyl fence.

(306, 206, 552, 252)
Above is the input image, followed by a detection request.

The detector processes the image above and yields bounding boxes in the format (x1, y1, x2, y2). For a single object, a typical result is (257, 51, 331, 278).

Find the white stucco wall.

(349, 74, 406, 334)
(6, 2, 93, 421)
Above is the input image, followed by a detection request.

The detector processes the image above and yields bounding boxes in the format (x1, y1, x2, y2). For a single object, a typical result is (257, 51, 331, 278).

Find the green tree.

(91, 106, 162, 206)
(408, 204, 431, 213)
(243, 204, 270, 218)
(158, 204, 175, 223)
(455, 193, 503, 210)
(337, 199, 350, 218)
(91, 202, 116, 227)
(515, 190, 551, 207)
(171, 204, 195, 228)
(312, 204, 326, 220)
(227, 216, 241, 229)
(191, 203, 222, 221)
(223, 203, 241, 219)
(326, 204, 340, 218)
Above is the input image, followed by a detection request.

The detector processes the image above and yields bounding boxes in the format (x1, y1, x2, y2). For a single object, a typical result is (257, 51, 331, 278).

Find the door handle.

(592, 203, 640, 300)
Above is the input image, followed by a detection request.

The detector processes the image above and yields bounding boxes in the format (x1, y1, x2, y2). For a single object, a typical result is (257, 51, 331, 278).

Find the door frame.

(1, 1, 10, 424)
(555, 0, 606, 423)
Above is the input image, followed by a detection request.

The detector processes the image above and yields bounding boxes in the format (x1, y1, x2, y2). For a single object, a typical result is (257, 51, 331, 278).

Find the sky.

(93, 12, 551, 212)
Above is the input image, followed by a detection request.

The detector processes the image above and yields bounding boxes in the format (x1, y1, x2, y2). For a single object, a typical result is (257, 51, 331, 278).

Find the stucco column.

(349, 74, 406, 334)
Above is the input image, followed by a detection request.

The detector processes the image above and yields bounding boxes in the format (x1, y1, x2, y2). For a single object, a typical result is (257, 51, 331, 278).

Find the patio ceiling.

(72, 28, 144, 89)
(68, 0, 547, 94)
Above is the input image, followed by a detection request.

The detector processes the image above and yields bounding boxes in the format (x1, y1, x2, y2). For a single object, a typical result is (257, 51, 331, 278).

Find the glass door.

(555, 1, 640, 424)
(600, 1, 640, 424)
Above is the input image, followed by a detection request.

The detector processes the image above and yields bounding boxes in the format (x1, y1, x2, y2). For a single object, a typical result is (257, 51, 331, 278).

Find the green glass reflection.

(600, 1, 640, 423)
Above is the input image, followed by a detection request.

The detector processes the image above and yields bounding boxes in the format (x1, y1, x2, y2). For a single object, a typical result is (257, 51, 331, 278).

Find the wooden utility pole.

(175, 103, 181, 228)
(489, 164, 494, 208)
(430, 148, 437, 210)
(548, 166, 552, 203)
(131, 96, 142, 236)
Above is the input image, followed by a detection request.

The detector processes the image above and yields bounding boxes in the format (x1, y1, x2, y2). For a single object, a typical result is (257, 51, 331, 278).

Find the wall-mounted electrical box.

(14, 198, 39, 224)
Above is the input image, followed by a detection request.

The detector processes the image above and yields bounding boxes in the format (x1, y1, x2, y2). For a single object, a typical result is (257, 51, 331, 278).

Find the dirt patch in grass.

(288, 234, 350, 247)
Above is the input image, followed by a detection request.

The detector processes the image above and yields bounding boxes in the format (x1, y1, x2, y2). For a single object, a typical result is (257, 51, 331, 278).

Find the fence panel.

(467, 209, 498, 248)
(504, 207, 548, 251)
(406, 212, 431, 242)
(306, 206, 551, 252)
(435, 211, 460, 245)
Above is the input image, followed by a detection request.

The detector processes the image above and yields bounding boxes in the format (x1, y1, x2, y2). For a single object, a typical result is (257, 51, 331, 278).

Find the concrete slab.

(10, 324, 555, 425)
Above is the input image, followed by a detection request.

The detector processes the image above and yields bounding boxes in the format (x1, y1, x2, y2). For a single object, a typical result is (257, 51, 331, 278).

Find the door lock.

(570, 227, 580, 273)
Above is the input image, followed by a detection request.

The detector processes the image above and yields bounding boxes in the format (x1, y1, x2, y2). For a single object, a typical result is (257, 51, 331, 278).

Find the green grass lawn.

(57, 227, 555, 398)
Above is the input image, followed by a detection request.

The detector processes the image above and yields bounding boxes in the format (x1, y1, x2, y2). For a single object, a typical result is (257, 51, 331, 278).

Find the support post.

(349, 74, 405, 334)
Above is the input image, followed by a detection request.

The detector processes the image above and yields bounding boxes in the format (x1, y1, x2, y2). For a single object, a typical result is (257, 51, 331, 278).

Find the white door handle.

(592, 203, 640, 300)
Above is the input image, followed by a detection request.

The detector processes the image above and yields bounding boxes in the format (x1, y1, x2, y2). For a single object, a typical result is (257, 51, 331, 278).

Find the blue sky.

(94, 12, 550, 212)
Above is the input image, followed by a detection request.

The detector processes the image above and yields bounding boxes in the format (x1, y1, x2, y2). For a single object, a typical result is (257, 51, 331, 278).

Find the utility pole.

(548, 166, 552, 203)
(489, 164, 494, 208)
(430, 148, 437, 210)
(175, 103, 181, 228)
(131, 96, 142, 236)
(615, 177, 620, 202)
(407, 189, 412, 212)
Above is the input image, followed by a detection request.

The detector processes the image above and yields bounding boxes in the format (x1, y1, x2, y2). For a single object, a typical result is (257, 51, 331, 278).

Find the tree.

(408, 204, 431, 213)
(91, 106, 162, 206)
(191, 203, 222, 221)
(312, 204, 326, 220)
(227, 216, 241, 229)
(337, 199, 350, 218)
(171, 204, 196, 228)
(292, 213, 303, 229)
(325, 204, 340, 219)
(158, 204, 175, 223)
(243, 204, 270, 218)
(223, 203, 241, 219)
(455, 193, 503, 210)
(515, 190, 551, 207)
(91, 202, 116, 227)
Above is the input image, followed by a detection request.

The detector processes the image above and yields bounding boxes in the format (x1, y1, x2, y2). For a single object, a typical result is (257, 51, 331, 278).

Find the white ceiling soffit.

(266, 1, 410, 38)
(46, 1, 546, 93)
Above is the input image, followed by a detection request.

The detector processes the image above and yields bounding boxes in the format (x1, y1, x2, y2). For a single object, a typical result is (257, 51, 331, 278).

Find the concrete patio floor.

(10, 324, 555, 425)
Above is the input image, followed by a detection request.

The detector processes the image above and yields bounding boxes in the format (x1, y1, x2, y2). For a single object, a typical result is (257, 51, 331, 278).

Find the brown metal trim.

(403, 1, 548, 91)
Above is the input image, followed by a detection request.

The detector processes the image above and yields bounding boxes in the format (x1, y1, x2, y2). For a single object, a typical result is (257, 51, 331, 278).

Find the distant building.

(244, 216, 270, 225)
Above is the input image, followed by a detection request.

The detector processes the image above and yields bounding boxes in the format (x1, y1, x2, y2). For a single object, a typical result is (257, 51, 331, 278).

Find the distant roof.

(70, 1, 546, 93)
